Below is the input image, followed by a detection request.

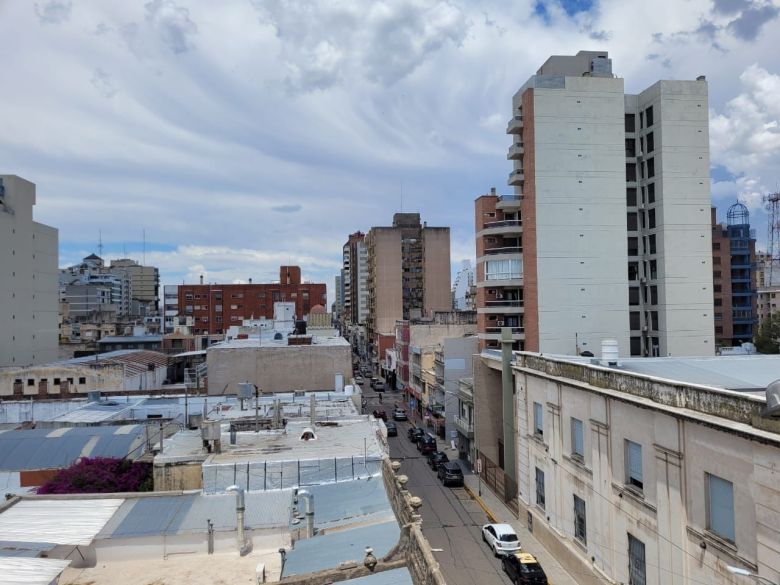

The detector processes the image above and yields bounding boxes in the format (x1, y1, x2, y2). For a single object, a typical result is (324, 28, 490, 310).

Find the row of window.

(184, 291, 315, 301)
(532, 402, 737, 543)
(16, 376, 88, 386)
(624, 106, 654, 133)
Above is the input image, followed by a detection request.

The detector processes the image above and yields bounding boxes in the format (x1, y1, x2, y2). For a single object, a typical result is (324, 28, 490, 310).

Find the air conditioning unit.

(496, 293, 504, 299)
(642, 325, 648, 331)
(496, 321, 505, 327)
(637, 150, 644, 158)
(640, 277, 647, 283)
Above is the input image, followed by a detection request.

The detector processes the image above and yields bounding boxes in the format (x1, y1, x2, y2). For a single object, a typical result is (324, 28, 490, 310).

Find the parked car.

(418, 434, 437, 455)
(385, 421, 398, 437)
(501, 552, 548, 584)
(393, 408, 407, 421)
(374, 381, 386, 392)
(354, 375, 365, 385)
(372, 409, 387, 421)
(408, 427, 425, 442)
(427, 451, 449, 470)
(437, 461, 464, 487)
(482, 523, 521, 557)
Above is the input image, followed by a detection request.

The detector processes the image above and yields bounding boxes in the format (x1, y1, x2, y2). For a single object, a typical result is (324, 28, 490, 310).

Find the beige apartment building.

(365, 213, 451, 369)
(109, 258, 160, 316)
(0, 175, 59, 367)
(475, 349, 780, 585)
(477, 50, 714, 356)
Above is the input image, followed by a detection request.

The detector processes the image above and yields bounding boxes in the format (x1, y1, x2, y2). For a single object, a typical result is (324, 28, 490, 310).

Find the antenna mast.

(765, 192, 780, 285)
(98, 230, 104, 257)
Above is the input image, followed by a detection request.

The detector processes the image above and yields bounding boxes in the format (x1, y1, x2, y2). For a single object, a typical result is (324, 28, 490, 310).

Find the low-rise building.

(0, 349, 169, 398)
(476, 348, 780, 585)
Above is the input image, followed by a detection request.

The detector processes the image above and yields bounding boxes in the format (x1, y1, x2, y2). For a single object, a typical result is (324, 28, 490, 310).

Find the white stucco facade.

(513, 353, 780, 585)
(0, 175, 59, 367)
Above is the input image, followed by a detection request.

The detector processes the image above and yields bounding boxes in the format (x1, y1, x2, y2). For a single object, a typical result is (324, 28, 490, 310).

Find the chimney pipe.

(226, 485, 251, 555)
(310, 394, 316, 427)
(490, 187, 496, 195)
(249, 278, 252, 284)
(200, 274, 204, 285)
(298, 490, 315, 538)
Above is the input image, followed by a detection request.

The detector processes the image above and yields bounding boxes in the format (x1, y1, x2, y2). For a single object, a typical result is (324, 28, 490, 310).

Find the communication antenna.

(765, 192, 780, 285)
(143, 228, 146, 265)
(98, 229, 104, 257)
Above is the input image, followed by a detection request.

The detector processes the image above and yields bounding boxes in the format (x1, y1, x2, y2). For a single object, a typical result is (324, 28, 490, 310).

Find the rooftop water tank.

(601, 339, 620, 366)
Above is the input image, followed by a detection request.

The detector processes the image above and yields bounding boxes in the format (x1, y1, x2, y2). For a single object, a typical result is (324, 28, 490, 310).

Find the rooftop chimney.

(200, 274, 204, 285)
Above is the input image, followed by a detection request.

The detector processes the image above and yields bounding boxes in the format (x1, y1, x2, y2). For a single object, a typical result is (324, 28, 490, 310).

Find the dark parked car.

(393, 409, 408, 421)
(372, 409, 387, 421)
(385, 421, 398, 437)
(418, 434, 437, 455)
(408, 427, 425, 442)
(501, 552, 548, 584)
(437, 461, 464, 487)
(427, 451, 449, 470)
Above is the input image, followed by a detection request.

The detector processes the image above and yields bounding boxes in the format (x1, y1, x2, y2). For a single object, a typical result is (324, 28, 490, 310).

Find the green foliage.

(755, 312, 780, 354)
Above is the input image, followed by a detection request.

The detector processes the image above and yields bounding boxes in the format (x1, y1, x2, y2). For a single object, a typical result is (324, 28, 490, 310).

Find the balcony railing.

(497, 194, 522, 203)
(485, 272, 522, 281)
(484, 246, 522, 256)
(454, 415, 474, 435)
(506, 116, 523, 134)
(484, 326, 524, 334)
(483, 220, 522, 229)
(485, 299, 524, 307)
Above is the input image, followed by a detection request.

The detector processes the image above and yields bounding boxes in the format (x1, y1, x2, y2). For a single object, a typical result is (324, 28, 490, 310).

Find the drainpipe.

(226, 485, 251, 555)
(501, 327, 516, 481)
(298, 489, 315, 538)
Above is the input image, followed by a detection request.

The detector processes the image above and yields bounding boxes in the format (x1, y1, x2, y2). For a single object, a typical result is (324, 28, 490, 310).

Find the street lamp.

(726, 565, 778, 585)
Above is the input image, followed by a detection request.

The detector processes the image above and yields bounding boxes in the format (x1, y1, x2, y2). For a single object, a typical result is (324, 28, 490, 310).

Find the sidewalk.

(432, 437, 585, 585)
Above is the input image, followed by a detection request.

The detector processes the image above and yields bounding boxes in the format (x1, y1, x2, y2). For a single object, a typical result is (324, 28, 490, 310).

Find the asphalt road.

(360, 382, 512, 585)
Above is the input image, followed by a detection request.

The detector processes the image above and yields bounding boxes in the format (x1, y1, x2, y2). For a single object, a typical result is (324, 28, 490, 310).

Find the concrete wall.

(441, 336, 478, 439)
(473, 356, 505, 465)
(515, 354, 780, 585)
(153, 461, 204, 491)
(0, 175, 59, 368)
(531, 77, 631, 356)
(422, 227, 452, 314)
(632, 80, 714, 357)
(368, 229, 403, 336)
(207, 342, 352, 395)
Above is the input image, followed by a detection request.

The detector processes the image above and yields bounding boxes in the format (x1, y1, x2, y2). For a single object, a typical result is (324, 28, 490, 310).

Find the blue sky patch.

(535, 0, 595, 22)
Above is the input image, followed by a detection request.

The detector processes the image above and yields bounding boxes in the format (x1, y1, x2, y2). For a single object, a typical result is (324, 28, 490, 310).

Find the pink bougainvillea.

(37, 457, 153, 494)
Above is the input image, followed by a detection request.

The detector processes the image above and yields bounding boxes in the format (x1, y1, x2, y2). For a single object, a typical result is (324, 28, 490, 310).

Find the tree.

(37, 457, 152, 494)
(755, 312, 780, 354)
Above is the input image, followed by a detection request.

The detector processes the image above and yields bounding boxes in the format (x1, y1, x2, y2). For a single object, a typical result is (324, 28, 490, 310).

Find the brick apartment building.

(178, 266, 327, 335)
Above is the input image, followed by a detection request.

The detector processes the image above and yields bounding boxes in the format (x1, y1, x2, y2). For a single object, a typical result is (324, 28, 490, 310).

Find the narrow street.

(360, 380, 512, 585)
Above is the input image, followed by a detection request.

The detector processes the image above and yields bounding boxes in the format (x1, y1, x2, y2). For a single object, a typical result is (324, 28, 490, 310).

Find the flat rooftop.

(210, 334, 349, 350)
(156, 418, 385, 466)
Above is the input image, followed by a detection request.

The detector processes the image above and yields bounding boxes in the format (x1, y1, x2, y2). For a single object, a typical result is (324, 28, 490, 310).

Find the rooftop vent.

(763, 379, 780, 417)
(601, 339, 620, 367)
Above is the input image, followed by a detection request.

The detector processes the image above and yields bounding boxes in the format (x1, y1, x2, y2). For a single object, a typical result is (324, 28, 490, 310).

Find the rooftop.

(0, 425, 146, 471)
(211, 334, 349, 350)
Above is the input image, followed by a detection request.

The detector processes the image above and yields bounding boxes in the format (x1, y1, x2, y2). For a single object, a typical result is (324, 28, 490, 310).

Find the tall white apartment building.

(0, 175, 59, 367)
(476, 50, 713, 357)
(341, 231, 369, 327)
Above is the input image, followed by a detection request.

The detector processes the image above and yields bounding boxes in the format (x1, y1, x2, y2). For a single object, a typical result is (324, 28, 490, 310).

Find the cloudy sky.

(2, 0, 779, 303)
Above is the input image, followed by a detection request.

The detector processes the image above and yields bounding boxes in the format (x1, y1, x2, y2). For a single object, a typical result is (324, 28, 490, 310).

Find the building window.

(648, 208, 656, 229)
(628, 237, 639, 257)
(650, 286, 658, 305)
(535, 467, 545, 510)
(630, 336, 642, 356)
(625, 440, 643, 491)
(626, 163, 636, 182)
(627, 212, 638, 231)
(625, 114, 635, 133)
(215, 305, 223, 312)
(628, 262, 639, 281)
(647, 158, 655, 178)
(628, 534, 646, 585)
(647, 183, 655, 203)
(650, 260, 657, 280)
(78, 377, 86, 384)
(706, 473, 735, 542)
(629, 287, 640, 306)
(571, 418, 584, 460)
(533, 402, 543, 438)
(53, 378, 61, 385)
(646, 131, 654, 153)
(626, 188, 637, 207)
(574, 495, 587, 545)
(486, 259, 522, 281)
(651, 311, 659, 331)
(645, 105, 654, 127)
(27, 379, 35, 386)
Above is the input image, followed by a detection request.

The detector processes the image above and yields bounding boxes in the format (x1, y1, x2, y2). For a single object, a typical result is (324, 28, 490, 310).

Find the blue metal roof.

(303, 478, 393, 529)
(283, 520, 400, 577)
(344, 568, 413, 585)
(0, 426, 145, 471)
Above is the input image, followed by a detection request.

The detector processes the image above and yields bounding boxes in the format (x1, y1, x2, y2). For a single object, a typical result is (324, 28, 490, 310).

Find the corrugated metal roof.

(282, 520, 400, 577)
(98, 490, 292, 539)
(303, 478, 393, 529)
(97, 336, 163, 344)
(0, 557, 71, 585)
(0, 425, 146, 471)
(0, 541, 55, 558)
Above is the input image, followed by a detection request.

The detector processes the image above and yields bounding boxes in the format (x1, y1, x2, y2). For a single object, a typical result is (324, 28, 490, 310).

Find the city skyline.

(2, 1, 779, 302)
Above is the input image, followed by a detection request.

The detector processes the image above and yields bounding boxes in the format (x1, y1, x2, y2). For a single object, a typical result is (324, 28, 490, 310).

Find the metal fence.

(476, 450, 519, 515)
(202, 455, 383, 494)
